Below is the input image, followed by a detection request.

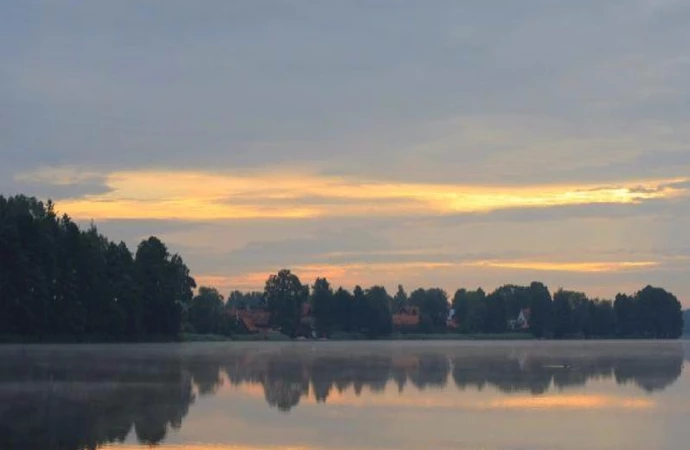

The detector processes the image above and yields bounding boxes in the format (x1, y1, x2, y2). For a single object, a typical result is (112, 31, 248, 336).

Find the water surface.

(1, 341, 689, 450)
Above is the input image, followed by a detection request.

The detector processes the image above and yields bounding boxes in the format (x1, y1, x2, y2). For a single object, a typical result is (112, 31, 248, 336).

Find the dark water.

(1, 341, 689, 450)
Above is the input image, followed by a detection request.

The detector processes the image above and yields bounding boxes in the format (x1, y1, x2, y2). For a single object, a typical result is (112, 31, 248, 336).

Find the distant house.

(300, 303, 316, 338)
(392, 306, 420, 329)
(446, 308, 459, 329)
(232, 308, 272, 334)
(508, 308, 531, 331)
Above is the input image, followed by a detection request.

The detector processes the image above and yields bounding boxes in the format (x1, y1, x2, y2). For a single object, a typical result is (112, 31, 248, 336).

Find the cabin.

(446, 308, 459, 329)
(299, 303, 317, 337)
(508, 308, 531, 331)
(392, 306, 420, 329)
(231, 308, 272, 334)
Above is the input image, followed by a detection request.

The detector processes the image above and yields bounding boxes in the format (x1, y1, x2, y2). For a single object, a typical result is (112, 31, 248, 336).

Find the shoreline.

(2, 332, 685, 344)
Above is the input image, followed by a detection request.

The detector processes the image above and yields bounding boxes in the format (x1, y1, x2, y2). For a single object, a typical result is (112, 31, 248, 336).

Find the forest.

(0, 195, 685, 341)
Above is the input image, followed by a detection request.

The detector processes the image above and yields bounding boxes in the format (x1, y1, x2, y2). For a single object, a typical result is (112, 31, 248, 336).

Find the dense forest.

(0, 195, 685, 341)
(0, 195, 195, 340)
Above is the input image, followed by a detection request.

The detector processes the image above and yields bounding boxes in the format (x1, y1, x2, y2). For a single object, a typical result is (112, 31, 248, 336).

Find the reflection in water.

(0, 342, 684, 449)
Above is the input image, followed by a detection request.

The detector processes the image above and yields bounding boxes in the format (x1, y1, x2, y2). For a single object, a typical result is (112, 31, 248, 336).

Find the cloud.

(4, 1, 690, 304)
(16, 167, 688, 221)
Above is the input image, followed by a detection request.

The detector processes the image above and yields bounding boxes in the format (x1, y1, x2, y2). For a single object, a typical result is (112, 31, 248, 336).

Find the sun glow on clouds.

(197, 260, 658, 291)
(19, 168, 688, 221)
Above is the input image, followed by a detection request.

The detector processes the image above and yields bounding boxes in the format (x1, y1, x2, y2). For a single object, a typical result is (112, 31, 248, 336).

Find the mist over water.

(1, 341, 689, 450)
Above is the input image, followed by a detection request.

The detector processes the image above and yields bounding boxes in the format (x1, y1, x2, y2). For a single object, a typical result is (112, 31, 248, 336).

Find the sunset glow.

(20, 168, 688, 221)
(199, 259, 660, 291)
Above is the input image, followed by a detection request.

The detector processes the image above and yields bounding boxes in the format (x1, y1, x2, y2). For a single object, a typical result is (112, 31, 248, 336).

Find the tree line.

(1, 195, 685, 340)
(191, 270, 682, 339)
(0, 195, 196, 340)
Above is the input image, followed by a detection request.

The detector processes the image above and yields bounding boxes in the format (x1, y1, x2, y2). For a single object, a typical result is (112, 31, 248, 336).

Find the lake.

(1, 341, 689, 450)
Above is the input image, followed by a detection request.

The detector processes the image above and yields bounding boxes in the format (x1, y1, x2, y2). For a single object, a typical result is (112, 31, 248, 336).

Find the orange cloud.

(18, 167, 688, 221)
(469, 260, 658, 272)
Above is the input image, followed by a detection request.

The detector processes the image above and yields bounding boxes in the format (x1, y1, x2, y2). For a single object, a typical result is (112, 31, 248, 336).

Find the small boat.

(543, 363, 571, 369)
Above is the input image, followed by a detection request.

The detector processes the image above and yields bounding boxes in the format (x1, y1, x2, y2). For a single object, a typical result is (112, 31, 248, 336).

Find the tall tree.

(105, 241, 137, 336)
(332, 287, 354, 332)
(483, 289, 508, 333)
(351, 285, 366, 332)
(311, 277, 334, 336)
(527, 282, 552, 338)
(635, 285, 683, 338)
(552, 289, 574, 339)
(410, 288, 449, 330)
(363, 286, 393, 337)
(189, 287, 225, 334)
(591, 299, 615, 337)
(134, 237, 195, 337)
(264, 269, 308, 337)
(392, 285, 408, 312)
(614, 293, 637, 337)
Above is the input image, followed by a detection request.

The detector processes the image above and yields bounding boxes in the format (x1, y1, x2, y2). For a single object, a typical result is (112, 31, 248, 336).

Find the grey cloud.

(190, 227, 391, 274)
(7, 180, 112, 201)
(77, 219, 202, 249)
(421, 198, 690, 226)
(3, 0, 690, 181)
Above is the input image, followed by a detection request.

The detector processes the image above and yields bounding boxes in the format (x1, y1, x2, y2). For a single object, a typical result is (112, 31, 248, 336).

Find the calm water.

(1, 341, 689, 450)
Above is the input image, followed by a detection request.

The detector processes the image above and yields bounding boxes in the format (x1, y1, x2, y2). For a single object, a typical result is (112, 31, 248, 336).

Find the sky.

(2, 0, 690, 303)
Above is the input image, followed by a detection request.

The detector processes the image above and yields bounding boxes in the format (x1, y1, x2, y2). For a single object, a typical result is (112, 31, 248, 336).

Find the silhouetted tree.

(332, 287, 354, 332)
(527, 282, 552, 338)
(552, 289, 574, 338)
(410, 288, 449, 331)
(189, 287, 225, 334)
(0, 195, 195, 340)
(264, 270, 308, 337)
(351, 285, 366, 332)
(362, 286, 393, 337)
(483, 289, 508, 333)
(134, 237, 195, 337)
(634, 286, 683, 338)
(614, 293, 638, 337)
(392, 284, 408, 312)
(312, 277, 334, 336)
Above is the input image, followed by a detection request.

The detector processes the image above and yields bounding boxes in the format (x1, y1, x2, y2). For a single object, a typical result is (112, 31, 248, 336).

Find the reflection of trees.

(0, 342, 685, 447)
(614, 355, 683, 392)
(452, 345, 684, 395)
(263, 356, 309, 412)
(0, 347, 195, 450)
(221, 343, 684, 412)
(409, 354, 450, 390)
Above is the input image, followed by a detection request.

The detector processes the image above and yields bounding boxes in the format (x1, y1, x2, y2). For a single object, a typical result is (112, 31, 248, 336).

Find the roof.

(232, 308, 271, 331)
(392, 306, 420, 327)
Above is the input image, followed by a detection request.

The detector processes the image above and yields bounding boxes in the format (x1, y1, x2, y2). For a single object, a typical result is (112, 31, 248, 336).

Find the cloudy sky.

(2, 0, 690, 303)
